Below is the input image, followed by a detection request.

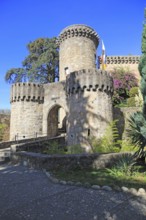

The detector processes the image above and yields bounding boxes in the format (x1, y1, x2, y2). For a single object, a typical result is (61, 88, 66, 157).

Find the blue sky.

(0, 0, 145, 109)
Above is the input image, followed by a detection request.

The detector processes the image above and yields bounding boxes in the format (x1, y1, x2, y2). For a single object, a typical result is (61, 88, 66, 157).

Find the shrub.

(127, 87, 143, 107)
(129, 87, 139, 97)
(107, 154, 136, 177)
(43, 141, 65, 154)
(67, 144, 85, 154)
(88, 120, 121, 153)
(111, 66, 138, 106)
(135, 89, 143, 107)
(127, 112, 146, 161)
(127, 97, 136, 107)
(120, 140, 138, 152)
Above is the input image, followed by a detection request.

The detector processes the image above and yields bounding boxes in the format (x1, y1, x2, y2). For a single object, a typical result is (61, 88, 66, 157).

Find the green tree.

(5, 37, 59, 84)
(127, 8, 146, 161)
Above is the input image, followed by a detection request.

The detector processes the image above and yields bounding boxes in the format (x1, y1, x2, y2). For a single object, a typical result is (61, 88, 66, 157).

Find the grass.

(52, 166, 146, 189)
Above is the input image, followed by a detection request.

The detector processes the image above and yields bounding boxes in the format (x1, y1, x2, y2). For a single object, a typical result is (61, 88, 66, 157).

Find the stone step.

(0, 148, 11, 164)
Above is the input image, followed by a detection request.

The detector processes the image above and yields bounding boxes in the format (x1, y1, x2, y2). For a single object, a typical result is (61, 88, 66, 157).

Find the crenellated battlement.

(66, 69, 113, 94)
(57, 24, 99, 47)
(106, 56, 140, 64)
(10, 83, 44, 103)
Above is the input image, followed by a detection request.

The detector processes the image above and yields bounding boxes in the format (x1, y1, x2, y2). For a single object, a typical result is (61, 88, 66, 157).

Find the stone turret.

(66, 69, 113, 94)
(10, 83, 44, 140)
(66, 69, 113, 148)
(58, 24, 99, 81)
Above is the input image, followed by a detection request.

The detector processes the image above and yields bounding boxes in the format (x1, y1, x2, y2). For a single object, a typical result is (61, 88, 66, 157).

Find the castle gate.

(47, 104, 66, 137)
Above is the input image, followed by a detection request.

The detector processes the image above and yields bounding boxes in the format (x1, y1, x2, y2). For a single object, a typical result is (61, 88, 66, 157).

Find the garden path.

(0, 163, 146, 220)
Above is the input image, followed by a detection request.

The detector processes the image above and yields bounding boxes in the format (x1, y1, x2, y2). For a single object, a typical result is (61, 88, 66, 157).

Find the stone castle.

(10, 24, 140, 149)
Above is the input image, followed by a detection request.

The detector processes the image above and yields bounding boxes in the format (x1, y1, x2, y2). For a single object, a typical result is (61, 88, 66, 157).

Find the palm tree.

(127, 112, 146, 160)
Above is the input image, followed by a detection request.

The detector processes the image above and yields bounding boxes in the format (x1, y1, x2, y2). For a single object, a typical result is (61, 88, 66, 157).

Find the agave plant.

(107, 154, 136, 176)
(127, 112, 146, 160)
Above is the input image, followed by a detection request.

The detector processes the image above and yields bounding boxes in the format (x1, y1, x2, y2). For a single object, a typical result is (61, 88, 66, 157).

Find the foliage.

(127, 112, 146, 160)
(43, 141, 65, 155)
(67, 144, 85, 154)
(141, 8, 146, 54)
(0, 123, 7, 141)
(5, 37, 59, 84)
(88, 120, 121, 153)
(52, 165, 146, 189)
(5, 68, 27, 84)
(135, 89, 143, 107)
(127, 87, 140, 107)
(43, 142, 84, 155)
(88, 136, 103, 153)
(129, 87, 139, 97)
(111, 66, 138, 106)
(127, 97, 136, 107)
(106, 154, 136, 177)
(120, 139, 138, 152)
(127, 9, 146, 162)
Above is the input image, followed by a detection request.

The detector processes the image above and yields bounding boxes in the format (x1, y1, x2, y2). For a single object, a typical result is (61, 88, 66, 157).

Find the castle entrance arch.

(47, 104, 66, 137)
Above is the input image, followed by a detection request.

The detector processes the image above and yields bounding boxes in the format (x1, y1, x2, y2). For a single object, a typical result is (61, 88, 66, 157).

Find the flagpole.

(101, 40, 106, 70)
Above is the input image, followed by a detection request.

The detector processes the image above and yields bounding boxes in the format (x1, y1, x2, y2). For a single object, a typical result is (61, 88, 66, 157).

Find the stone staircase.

(0, 148, 11, 164)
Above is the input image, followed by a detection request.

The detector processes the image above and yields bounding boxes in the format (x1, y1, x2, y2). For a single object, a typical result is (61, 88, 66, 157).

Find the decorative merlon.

(10, 83, 44, 103)
(105, 56, 140, 64)
(66, 69, 113, 94)
(57, 24, 99, 47)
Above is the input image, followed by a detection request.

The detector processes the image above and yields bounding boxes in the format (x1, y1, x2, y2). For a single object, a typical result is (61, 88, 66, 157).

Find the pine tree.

(5, 37, 59, 84)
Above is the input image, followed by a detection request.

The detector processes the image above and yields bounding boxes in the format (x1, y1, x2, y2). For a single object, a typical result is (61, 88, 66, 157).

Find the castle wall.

(58, 25, 99, 81)
(10, 83, 44, 140)
(66, 69, 113, 150)
(105, 56, 140, 79)
(42, 81, 67, 137)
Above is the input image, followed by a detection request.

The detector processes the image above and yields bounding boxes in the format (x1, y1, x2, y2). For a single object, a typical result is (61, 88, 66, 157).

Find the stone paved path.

(0, 163, 146, 220)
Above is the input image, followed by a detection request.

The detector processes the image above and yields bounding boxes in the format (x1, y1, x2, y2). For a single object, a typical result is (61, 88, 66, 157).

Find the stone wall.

(113, 107, 141, 139)
(12, 151, 130, 171)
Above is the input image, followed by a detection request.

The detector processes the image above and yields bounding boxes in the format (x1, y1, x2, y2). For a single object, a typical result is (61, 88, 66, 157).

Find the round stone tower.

(66, 69, 113, 149)
(10, 83, 44, 140)
(58, 24, 114, 150)
(58, 24, 99, 81)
